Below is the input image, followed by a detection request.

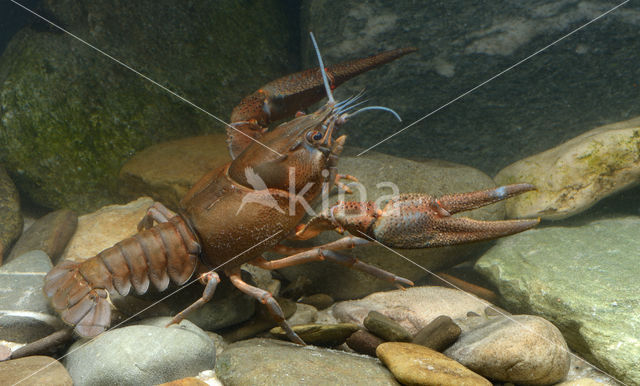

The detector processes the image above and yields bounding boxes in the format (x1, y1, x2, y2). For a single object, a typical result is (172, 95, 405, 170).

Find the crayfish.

(44, 34, 539, 344)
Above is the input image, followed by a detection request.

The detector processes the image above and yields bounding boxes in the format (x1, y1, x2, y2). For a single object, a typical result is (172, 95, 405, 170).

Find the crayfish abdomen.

(43, 214, 199, 337)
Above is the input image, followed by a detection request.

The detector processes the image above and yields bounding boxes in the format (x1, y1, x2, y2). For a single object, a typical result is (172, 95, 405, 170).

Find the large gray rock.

(278, 152, 506, 300)
(215, 338, 398, 385)
(0, 166, 22, 264)
(475, 216, 640, 385)
(0, 0, 295, 212)
(64, 318, 216, 386)
(301, 1, 640, 175)
(0, 250, 63, 342)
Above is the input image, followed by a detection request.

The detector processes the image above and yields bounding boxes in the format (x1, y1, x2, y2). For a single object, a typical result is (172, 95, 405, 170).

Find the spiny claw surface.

(227, 47, 416, 158)
(299, 184, 540, 248)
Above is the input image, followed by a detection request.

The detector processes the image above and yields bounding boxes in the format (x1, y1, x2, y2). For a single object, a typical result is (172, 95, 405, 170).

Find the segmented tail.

(43, 215, 200, 337)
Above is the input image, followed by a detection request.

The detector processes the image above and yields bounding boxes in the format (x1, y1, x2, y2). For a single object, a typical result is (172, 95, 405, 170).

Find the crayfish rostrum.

(44, 35, 539, 344)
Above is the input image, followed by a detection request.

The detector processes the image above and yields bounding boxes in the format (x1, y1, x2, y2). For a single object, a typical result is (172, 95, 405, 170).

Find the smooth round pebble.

(364, 310, 412, 342)
(346, 329, 384, 357)
(412, 315, 461, 352)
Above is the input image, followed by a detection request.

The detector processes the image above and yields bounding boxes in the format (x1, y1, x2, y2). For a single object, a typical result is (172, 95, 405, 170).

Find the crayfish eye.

(306, 130, 323, 142)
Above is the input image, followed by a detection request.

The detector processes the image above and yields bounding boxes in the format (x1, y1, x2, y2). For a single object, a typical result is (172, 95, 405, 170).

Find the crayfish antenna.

(309, 31, 335, 103)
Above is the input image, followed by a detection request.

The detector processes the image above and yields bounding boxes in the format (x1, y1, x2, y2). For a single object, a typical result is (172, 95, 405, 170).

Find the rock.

(444, 314, 570, 385)
(364, 311, 412, 342)
(279, 275, 313, 300)
(564, 355, 619, 386)
(286, 303, 317, 325)
(64, 318, 215, 386)
(346, 329, 384, 357)
(0, 251, 63, 342)
(206, 332, 228, 356)
(278, 152, 505, 300)
(376, 342, 491, 386)
(332, 286, 488, 335)
(119, 134, 231, 210)
(0, 343, 10, 361)
(299, 293, 334, 310)
(216, 338, 398, 385)
(557, 379, 612, 386)
(412, 315, 461, 352)
(112, 272, 256, 333)
(158, 377, 209, 386)
(59, 197, 154, 262)
(0, 355, 72, 386)
(301, 2, 640, 176)
(475, 216, 640, 385)
(222, 297, 296, 342)
(6, 209, 77, 264)
(495, 117, 640, 220)
(0, 166, 22, 264)
(270, 323, 358, 347)
(0, 1, 296, 212)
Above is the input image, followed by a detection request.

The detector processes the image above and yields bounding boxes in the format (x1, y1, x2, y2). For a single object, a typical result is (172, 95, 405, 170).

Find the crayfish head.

(228, 101, 347, 197)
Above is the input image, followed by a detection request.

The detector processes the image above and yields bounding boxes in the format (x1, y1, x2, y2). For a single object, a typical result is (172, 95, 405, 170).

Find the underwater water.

(0, 1, 639, 385)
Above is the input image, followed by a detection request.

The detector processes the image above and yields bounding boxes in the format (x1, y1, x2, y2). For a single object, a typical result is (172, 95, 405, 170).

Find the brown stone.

(0, 355, 72, 385)
(346, 329, 384, 357)
(299, 293, 334, 310)
(364, 310, 412, 342)
(6, 209, 77, 264)
(119, 134, 230, 210)
(376, 342, 491, 386)
(412, 315, 461, 352)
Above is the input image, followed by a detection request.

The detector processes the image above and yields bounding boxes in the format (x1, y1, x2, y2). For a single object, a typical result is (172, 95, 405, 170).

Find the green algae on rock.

(475, 217, 640, 385)
(0, 0, 295, 212)
(495, 116, 640, 220)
